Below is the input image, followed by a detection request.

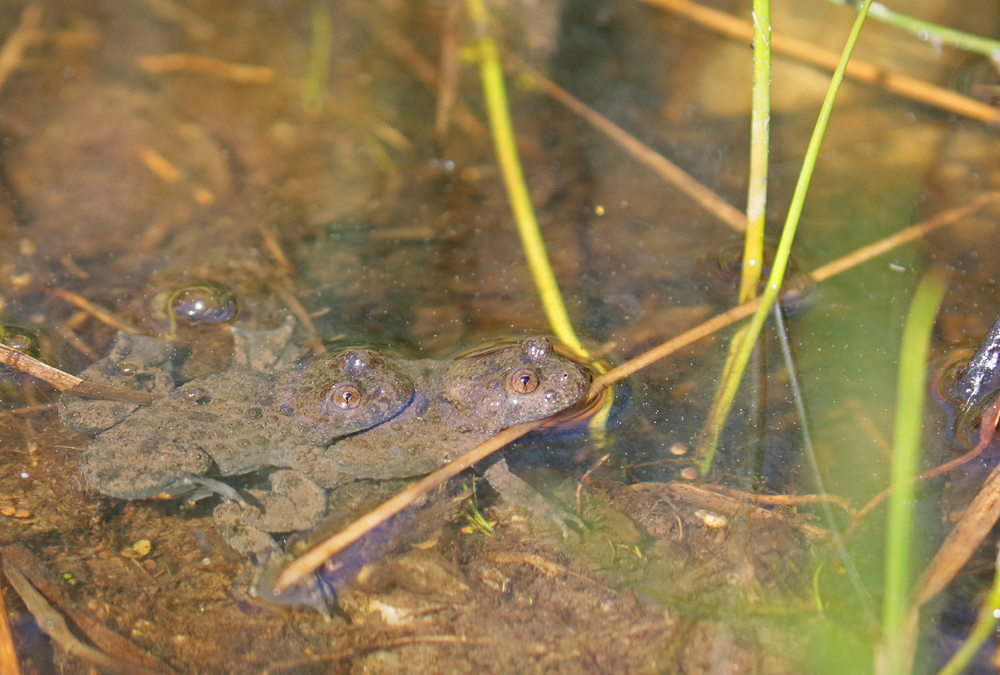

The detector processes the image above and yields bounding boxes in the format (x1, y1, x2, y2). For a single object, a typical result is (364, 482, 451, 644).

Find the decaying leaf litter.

(1, 0, 1000, 673)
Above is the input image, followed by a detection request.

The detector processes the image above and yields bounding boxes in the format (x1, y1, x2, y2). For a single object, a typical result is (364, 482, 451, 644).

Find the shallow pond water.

(1, 0, 1000, 673)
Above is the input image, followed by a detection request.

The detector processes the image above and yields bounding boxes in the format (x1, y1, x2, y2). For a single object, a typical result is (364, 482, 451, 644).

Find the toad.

(59, 317, 416, 502)
(222, 335, 595, 601)
(61, 322, 593, 564)
(281, 336, 593, 488)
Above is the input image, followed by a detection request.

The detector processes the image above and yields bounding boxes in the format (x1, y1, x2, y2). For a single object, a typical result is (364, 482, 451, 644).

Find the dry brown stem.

(595, 191, 1000, 389)
(639, 0, 1000, 125)
(374, 22, 488, 140)
(1, 544, 175, 674)
(0, 5, 42, 100)
(0, 343, 154, 404)
(707, 484, 853, 513)
(0, 575, 22, 675)
(630, 482, 829, 540)
(854, 393, 1000, 524)
(435, 0, 462, 135)
(513, 57, 748, 233)
(137, 54, 274, 84)
(48, 288, 142, 334)
(2, 561, 170, 675)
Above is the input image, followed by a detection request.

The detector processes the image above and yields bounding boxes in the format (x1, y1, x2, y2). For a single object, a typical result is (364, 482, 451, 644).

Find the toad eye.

(329, 383, 362, 410)
(509, 367, 539, 394)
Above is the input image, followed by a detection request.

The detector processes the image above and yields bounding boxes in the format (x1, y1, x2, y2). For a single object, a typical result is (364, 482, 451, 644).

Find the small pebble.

(13, 509, 31, 518)
(694, 509, 728, 528)
(122, 539, 153, 558)
(679, 467, 699, 481)
(0, 505, 15, 517)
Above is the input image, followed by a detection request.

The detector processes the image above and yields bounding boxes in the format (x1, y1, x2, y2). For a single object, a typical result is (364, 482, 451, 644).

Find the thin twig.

(853, 392, 1000, 523)
(0, 5, 42, 100)
(632, 482, 829, 539)
(705, 482, 853, 513)
(576, 453, 611, 517)
(912, 459, 1000, 609)
(374, 22, 488, 139)
(0, 343, 154, 404)
(593, 191, 1000, 390)
(2, 563, 169, 675)
(137, 54, 274, 84)
(0, 574, 22, 675)
(275, 283, 326, 355)
(435, 0, 462, 135)
(0, 403, 57, 417)
(809, 192, 1000, 282)
(638, 0, 1000, 125)
(512, 58, 747, 233)
(48, 288, 142, 334)
(1, 545, 176, 674)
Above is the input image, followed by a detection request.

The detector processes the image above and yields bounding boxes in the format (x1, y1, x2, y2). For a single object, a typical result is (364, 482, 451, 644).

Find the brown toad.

(216, 336, 593, 557)
(59, 318, 416, 502)
(283, 336, 593, 488)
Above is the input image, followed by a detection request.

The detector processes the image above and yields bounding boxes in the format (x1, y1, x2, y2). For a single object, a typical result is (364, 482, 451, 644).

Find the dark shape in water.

(951, 57, 1000, 107)
(938, 309, 1000, 447)
(953, 311, 1000, 411)
(700, 239, 816, 312)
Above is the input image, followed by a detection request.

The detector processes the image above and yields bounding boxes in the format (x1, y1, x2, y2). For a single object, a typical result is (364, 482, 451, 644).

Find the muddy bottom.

(0, 415, 809, 674)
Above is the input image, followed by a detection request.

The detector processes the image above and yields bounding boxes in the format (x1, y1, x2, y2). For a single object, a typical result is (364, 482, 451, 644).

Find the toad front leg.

(212, 469, 328, 560)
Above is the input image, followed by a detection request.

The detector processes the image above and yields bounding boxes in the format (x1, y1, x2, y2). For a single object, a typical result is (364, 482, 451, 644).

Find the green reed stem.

(697, 0, 874, 474)
(739, 0, 770, 304)
(936, 548, 1000, 675)
(881, 268, 949, 672)
(464, 0, 588, 361)
(699, 0, 771, 477)
(302, 2, 333, 118)
(827, 0, 1000, 60)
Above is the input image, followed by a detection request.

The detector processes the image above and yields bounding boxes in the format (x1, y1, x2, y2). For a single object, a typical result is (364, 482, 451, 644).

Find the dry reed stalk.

(0, 5, 42, 99)
(639, 0, 1000, 125)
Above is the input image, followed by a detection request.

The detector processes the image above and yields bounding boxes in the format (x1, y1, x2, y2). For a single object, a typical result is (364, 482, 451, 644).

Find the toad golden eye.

(509, 368, 539, 394)
(329, 383, 362, 410)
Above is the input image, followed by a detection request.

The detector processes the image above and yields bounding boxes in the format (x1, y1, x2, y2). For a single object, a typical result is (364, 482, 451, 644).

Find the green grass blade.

(881, 268, 949, 670)
(739, 0, 770, 304)
(697, 0, 875, 474)
(936, 549, 1000, 675)
(301, 2, 333, 117)
(826, 0, 1000, 59)
(699, 0, 771, 477)
(464, 0, 588, 361)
